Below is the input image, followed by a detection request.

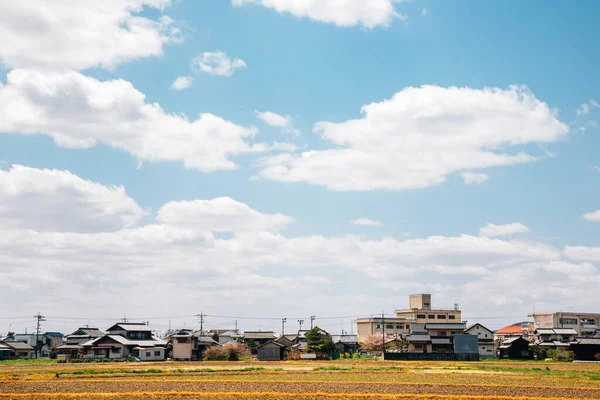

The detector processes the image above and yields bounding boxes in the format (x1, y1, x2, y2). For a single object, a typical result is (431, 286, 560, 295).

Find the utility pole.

(196, 312, 205, 335)
(381, 312, 385, 358)
(298, 319, 304, 335)
(310, 316, 315, 329)
(34, 313, 45, 359)
(235, 320, 238, 333)
(122, 315, 128, 323)
(281, 318, 287, 336)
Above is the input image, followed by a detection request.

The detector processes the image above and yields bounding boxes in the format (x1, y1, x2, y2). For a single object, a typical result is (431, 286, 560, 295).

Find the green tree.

(212, 332, 219, 342)
(322, 336, 339, 359)
(305, 326, 324, 352)
(246, 338, 258, 354)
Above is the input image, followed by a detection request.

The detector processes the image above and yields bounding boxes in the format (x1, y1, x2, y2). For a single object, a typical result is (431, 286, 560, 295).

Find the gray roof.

(576, 338, 600, 345)
(553, 328, 578, 335)
(86, 335, 166, 347)
(107, 323, 152, 332)
(406, 334, 431, 342)
(196, 336, 219, 345)
(244, 331, 276, 340)
(56, 344, 83, 351)
(432, 338, 451, 345)
(331, 335, 359, 344)
(425, 323, 466, 330)
(536, 328, 555, 335)
(68, 328, 104, 338)
(4, 341, 34, 350)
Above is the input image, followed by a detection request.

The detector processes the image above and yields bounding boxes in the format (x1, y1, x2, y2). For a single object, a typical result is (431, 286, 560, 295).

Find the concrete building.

(356, 317, 412, 339)
(395, 294, 462, 323)
(528, 312, 600, 337)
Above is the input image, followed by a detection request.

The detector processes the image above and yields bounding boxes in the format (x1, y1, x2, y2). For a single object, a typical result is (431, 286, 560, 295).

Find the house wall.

(138, 348, 164, 361)
(257, 345, 283, 361)
(173, 337, 193, 360)
(407, 343, 432, 353)
(465, 325, 494, 340)
(478, 343, 495, 357)
(396, 310, 462, 323)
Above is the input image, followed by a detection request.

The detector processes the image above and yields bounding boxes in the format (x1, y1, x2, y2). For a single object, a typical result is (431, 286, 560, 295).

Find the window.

(559, 318, 577, 325)
(440, 331, 447, 337)
(487, 350, 492, 353)
(482, 346, 486, 349)
(146, 352, 151, 357)
(375, 324, 382, 329)
(485, 334, 488, 337)
(111, 347, 120, 353)
(405, 324, 410, 329)
(177, 338, 188, 344)
(427, 315, 435, 319)
(437, 315, 446, 319)
(386, 324, 394, 329)
(416, 314, 426, 319)
(396, 324, 403, 329)
(415, 344, 423, 349)
(154, 351, 161, 356)
(448, 315, 456, 320)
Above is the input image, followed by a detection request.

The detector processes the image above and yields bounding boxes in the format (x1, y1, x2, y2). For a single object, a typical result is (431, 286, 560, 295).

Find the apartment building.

(394, 294, 462, 323)
(528, 312, 600, 337)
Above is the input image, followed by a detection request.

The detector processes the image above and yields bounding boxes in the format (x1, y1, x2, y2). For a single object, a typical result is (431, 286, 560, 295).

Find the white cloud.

(0, 69, 269, 172)
(479, 222, 530, 238)
(258, 85, 568, 191)
(582, 210, 600, 222)
(0, 165, 145, 232)
(0, 0, 179, 70)
(156, 197, 294, 232)
(1, 169, 599, 332)
(191, 51, 247, 77)
(461, 172, 489, 185)
(565, 245, 600, 262)
(256, 111, 300, 135)
(577, 100, 599, 116)
(350, 218, 383, 227)
(170, 76, 194, 90)
(421, 8, 431, 16)
(231, 0, 406, 28)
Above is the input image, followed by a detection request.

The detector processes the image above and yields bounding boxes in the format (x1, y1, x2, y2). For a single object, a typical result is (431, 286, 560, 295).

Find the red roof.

(495, 322, 529, 335)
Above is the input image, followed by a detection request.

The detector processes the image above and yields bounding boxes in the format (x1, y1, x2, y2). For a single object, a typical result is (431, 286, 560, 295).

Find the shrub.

(546, 349, 574, 362)
(203, 343, 250, 361)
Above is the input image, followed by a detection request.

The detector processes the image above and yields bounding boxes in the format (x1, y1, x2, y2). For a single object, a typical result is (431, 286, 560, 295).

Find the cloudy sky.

(1, 0, 599, 336)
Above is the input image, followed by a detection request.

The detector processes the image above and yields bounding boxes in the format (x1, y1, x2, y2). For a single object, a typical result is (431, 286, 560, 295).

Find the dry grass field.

(1, 359, 600, 399)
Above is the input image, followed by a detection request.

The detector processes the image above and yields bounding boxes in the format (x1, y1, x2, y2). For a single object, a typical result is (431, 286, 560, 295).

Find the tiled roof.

(244, 331, 276, 340)
(432, 338, 451, 344)
(107, 323, 152, 332)
(425, 323, 466, 330)
(495, 322, 530, 335)
(406, 334, 431, 342)
(4, 341, 34, 350)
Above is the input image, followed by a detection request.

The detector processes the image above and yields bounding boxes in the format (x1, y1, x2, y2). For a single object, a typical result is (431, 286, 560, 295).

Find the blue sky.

(0, 0, 599, 335)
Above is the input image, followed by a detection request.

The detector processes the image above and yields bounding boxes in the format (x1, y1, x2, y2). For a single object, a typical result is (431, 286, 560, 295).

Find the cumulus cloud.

(156, 197, 294, 232)
(256, 111, 300, 135)
(258, 85, 568, 191)
(350, 218, 383, 227)
(0, 69, 270, 172)
(170, 76, 194, 90)
(421, 8, 431, 16)
(231, 0, 406, 28)
(0, 0, 179, 70)
(582, 210, 600, 222)
(479, 222, 530, 238)
(0, 165, 145, 232)
(191, 51, 247, 77)
(1, 167, 599, 333)
(461, 172, 489, 185)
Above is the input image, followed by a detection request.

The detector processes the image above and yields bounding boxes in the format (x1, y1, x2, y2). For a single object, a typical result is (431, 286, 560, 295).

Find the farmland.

(1, 360, 600, 399)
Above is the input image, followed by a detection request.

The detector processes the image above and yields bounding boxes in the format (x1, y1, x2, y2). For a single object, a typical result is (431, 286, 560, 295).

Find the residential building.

(170, 330, 219, 360)
(243, 331, 277, 349)
(571, 338, 600, 361)
(2, 340, 34, 359)
(0, 342, 11, 360)
(330, 335, 359, 354)
(498, 337, 531, 359)
(464, 323, 495, 358)
(356, 317, 412, 339)
(63, 327, 105, 345)
(528, 312, 600, 337)
(81, 322, 166, 360)
(493, 322, 534, 343)
(533, 328, 578, 349)
(405, 324, 432, 353)
(395, 294, 462, 323)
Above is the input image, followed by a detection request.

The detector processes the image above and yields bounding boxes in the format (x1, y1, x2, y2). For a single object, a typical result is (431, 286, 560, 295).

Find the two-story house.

(81, 322, 166, 361)
(464, 323, 495, 358)
(170, 329, 219, 360)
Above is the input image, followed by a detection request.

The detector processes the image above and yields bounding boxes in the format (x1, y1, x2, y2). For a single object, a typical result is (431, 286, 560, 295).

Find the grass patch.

(313, 366, 352, 371)
(0, 359, 57, 365)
